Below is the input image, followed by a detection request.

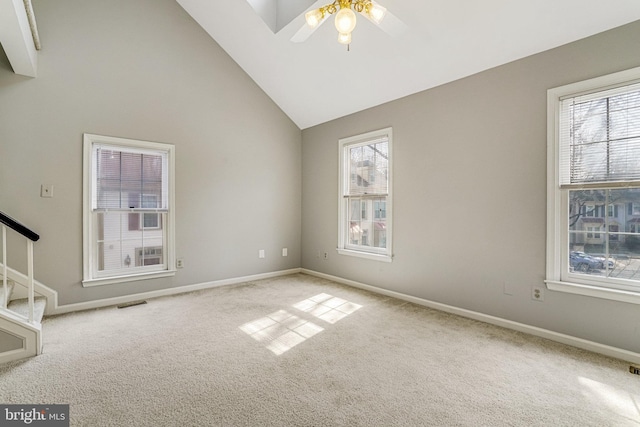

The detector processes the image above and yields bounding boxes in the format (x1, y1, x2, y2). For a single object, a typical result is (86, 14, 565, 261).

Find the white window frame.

(546, 66, 640, 304)
(82, 134, 176, 286)
(338, 127, 393, 262)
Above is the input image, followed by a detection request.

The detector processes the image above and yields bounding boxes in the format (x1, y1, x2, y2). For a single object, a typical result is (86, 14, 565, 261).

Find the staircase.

(2, 284, 46, 324)
(0, 210, 51, 365)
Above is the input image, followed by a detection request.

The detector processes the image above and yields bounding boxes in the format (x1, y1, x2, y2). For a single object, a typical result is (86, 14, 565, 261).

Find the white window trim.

(336, 247, 393, 263)
(82, 134, 176, 287)
(546, 66, 640, 304)
(338, 127, 393, 262)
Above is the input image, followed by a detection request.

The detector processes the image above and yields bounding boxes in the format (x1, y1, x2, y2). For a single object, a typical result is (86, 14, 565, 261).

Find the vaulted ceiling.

(177, 0, 640, 129)
(4, 1, 640, 129)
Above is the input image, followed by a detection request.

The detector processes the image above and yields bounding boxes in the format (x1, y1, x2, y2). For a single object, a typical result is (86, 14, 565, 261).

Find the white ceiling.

(177, 0, 640, 129)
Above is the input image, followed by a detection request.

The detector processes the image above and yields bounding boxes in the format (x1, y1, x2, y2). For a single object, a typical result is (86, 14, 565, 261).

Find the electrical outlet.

(532, 286, 544, 302)
(259, 250, 265, 259)
(630, 365, 640, 375)
(282, 248, 288, 257)
(176, 258, 184, 269)
(323, 252, 329, 260)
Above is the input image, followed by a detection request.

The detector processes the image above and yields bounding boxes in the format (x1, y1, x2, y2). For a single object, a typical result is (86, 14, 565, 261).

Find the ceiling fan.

(291, 0, 405, 45)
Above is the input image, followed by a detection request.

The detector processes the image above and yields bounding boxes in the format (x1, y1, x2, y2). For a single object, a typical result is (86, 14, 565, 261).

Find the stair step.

(0, 281, 15, 307)
(7, 296, 46, 323)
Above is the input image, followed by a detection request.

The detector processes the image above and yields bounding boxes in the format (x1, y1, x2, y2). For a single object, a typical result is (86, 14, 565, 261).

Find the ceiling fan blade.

(359, 5, 408, 38)
(290, 16, 328, 43)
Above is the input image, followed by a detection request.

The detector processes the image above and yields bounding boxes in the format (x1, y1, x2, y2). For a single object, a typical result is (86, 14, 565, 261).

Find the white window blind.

(92, 144, 169, 211)
(559, 81, 640, 187)
(346, 137, 389, 197)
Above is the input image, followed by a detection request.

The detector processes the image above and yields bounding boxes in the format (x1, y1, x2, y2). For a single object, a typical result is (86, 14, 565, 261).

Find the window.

(374, 200, 386, 219)
(140, 194, 161, 229)
(586, 227, 601, 239)
(338, 128, 392, 261)
(136, 246, 163, 266)
(83, 134, 175, 286)
(547, 66, 640, 303)
(585, 204, 605, 217)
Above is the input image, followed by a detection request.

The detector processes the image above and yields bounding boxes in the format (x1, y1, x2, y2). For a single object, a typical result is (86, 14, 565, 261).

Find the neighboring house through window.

(338, 127, 392, 262)
(83, 134, 176, 286)
(546, 66, 640, 303)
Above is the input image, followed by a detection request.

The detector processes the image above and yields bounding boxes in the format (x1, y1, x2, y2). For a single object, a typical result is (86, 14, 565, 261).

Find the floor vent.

(117, 301, 147, 309)
(630, 365, 640, 375)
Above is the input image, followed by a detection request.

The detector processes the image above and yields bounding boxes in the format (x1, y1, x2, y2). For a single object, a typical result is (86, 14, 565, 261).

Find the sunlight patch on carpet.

(240, 310, 324, 355)
(578, 376, 640, 421)
(292, 293, 363, 324)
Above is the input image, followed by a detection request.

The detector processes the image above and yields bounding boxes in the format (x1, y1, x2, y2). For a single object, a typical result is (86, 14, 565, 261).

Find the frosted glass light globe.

(334, 7, 357, 34)
(367, 3, 386, 24)
(338, 32, 352, 45)
(305, 9, 324, 28)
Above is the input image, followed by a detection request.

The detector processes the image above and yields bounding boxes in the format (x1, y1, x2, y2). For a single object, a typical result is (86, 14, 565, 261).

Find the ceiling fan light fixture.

(366, 2, 386, 24)
(337, 32, 352, 45)
(299, 0, 392, 46)
(305, 8, 325, 28)
(334, 7, 357, 34)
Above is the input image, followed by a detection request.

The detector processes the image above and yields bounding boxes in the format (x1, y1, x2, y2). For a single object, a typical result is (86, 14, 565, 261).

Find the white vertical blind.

(559, 81, 640, 187)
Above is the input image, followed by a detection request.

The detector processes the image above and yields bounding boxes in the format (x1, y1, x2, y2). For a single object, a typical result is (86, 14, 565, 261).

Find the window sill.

(83, 270, 176, 287)
(337, 248, 393, 263)
(545, 280, 640, 305)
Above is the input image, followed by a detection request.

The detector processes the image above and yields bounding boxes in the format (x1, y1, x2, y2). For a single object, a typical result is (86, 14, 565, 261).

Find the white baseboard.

(301, 269, 640, 365)
(50, 268, 302, 315)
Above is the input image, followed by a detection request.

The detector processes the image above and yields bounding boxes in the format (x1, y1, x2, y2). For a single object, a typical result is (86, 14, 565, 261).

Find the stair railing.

(0, 210, 40, 323)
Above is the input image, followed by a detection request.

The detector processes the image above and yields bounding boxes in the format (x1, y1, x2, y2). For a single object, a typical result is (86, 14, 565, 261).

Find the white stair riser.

(7, 297, 46, 323)
(0, 275, 46, 364)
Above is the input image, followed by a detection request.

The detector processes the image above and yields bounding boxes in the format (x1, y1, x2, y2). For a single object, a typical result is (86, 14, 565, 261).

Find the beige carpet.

(1, 273, 639, 426)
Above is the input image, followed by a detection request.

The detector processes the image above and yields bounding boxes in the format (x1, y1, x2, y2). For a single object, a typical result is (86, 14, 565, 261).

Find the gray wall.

(1, 0, 638, 356)
(301, 21, 640, 353)
(0, 0, 301, 305)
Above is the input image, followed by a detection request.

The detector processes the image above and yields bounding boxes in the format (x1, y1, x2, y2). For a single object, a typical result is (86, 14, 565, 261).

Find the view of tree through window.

(548, 68, 640, 300)
(562, 82, 640, 286)
(567, 88, 640, 184)
(569, 189, 640, 279)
